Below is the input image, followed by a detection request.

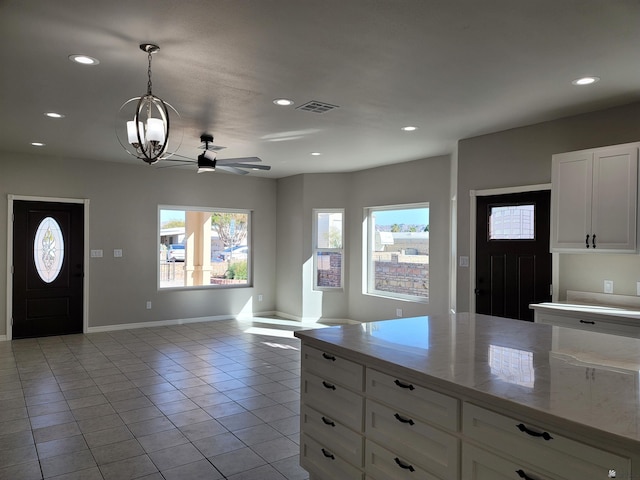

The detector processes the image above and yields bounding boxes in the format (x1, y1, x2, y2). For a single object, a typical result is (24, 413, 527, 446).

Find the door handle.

(592, 234, 596, 248)
(585, 234, 590, 248)
(474, 288, 482, 295)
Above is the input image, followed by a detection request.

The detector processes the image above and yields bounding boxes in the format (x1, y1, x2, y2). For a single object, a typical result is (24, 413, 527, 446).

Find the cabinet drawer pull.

(516, 423, 553, 441)
(592, 234, 596, 248)
(579, 319, 595, 325)
(585, 234, 590, 248)
(322, 352, 336, 361)
(394, 413, 415, 425)
(321, 416, 336, 427)
(322, 380, 336, 390)
(394, 457, 415, 472)
(516, 469, 535, 480)
(394, 379, 415, 390)
(321, 448, 335, 459)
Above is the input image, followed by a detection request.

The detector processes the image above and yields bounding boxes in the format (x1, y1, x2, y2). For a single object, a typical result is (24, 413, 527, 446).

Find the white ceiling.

(2, 0, 640, 178)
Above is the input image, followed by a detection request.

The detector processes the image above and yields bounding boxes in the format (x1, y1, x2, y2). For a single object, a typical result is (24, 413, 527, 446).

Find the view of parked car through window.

(159, 208, 250, 288)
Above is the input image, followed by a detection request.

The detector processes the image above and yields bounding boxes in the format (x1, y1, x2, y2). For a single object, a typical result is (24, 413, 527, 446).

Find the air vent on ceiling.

(296, 100, 340, 114)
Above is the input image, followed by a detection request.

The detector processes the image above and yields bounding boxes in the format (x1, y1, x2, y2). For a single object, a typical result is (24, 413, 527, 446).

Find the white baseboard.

(86, 314, 237, 333)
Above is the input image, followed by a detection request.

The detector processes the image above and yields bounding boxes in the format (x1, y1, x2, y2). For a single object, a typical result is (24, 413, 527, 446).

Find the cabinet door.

(591, 144, 638, 251)
(551, 150, 593, 250)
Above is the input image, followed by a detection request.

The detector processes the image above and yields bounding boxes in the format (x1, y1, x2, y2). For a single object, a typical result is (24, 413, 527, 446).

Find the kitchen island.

(295, 313, 640, 480)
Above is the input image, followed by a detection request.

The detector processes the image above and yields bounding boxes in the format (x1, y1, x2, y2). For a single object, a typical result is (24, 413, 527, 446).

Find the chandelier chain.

(147, 51, 153, 95)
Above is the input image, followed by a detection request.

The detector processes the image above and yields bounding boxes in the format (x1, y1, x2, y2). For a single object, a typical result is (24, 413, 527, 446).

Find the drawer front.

(302, 405, 364, 467)
(367, 368, 459, 431)
(536, 311, 640, 338)
(302, 371, 364, 431)
(365, 399, 458, 480)
(303, 345, 364, 390)
(302, 434, 363, 480)
(364, 439, 443, 480)
(462, 443, 562, 480)
(463, 403, 631, 480)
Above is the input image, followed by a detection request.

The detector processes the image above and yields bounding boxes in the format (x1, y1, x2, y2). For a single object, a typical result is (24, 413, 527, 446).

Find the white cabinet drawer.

(302, 405, 363, 467)
(364, 439, 443, 480)
(302, 345, 364, 390)
(302, 371, 364, 431)
(535, 311, 640, 338)
(302, 434, 363, 480)
(462, 443, 563, 480)
(463, 403, 631, 480)
(367, 368, 458, 431)
(365, 399, 458, 479)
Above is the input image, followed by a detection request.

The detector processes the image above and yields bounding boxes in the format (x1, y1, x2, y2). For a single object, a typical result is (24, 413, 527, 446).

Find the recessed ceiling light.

(401, 126, 418, 131)
(273, 98, 294, 106)
(572, 76, 600, 86)
(69, 54, 99, 65)
(310, 152, 322, 156)
(44, 112, 65, 119)
(31, 142, 45, 147)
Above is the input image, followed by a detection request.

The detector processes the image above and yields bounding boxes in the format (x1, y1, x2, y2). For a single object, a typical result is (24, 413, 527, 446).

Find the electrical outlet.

(258, 294, 263, 302)
(113, 249, 123, 258)
(146, 301, 152, 309)
(396, 308, 402, 317)
(604, 280, 614, 294)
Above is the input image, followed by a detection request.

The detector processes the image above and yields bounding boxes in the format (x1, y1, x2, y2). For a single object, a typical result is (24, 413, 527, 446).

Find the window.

(489, 204, 535, 240)
(313, 209, 344, 290)
(159, 207, 251, 289)
(365, 203, 429, 302)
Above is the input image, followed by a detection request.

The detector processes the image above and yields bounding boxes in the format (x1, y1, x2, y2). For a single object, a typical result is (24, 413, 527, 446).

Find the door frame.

(6, 195, 90, 340)
(469, 184, 557, 315)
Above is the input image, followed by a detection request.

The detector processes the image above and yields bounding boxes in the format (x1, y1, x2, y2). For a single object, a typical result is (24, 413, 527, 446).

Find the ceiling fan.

(163, 134, 271, 175)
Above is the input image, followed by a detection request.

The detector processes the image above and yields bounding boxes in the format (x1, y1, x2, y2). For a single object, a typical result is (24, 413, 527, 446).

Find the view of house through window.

(366, 204, 429, 302)
(313, 209, 344, 290)
(489, 204, 535, 240)
(159, 207, 251, 288)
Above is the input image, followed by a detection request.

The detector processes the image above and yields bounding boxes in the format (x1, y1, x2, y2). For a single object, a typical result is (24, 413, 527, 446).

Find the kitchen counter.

(295, 313, 640, 447)
(531, 291, 640, 338)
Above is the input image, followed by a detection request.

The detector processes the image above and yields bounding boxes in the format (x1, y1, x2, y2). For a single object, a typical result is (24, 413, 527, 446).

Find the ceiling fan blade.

(225, 163, 271, 170)
(163, 152, 196, 162)
(216, 157, 262, 165)
(201, 144, 226, 152)
(217, 166, 250, 175)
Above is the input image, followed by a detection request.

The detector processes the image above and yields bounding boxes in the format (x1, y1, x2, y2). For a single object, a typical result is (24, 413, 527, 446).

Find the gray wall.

(457, 101, 640, 312)
(276, 155, 452, 322)
(1, 152, 277, 335)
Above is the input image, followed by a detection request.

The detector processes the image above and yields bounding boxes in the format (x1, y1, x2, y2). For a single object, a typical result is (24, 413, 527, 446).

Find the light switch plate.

(90, 249, 103, 258)
(604, 280, 614, 294)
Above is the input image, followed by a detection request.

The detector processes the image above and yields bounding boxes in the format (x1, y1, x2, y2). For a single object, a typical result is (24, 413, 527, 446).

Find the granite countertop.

(294, 313, 640, 445)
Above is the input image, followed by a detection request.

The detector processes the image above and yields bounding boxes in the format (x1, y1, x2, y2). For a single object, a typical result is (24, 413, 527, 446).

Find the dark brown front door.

(475, 191, 551, 321)
(12, 201, 84, 338)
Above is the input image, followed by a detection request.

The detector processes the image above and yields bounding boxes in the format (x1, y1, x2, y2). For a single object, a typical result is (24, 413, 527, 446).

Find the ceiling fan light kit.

(197, 153, 216, 173)
(117, 43, 180, 165)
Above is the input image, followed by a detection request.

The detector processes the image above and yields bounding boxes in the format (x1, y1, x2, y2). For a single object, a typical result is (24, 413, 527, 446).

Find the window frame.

(312, 208, 345, 291)
(364, 202, 429, 303)
(158, 205, 252, 290)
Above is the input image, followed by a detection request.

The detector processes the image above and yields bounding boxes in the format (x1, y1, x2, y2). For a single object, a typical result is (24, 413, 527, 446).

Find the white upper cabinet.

(551, 143, 638, 252)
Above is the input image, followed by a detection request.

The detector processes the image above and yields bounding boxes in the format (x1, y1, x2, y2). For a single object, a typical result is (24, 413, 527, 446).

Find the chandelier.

(117, 44, 180, 164)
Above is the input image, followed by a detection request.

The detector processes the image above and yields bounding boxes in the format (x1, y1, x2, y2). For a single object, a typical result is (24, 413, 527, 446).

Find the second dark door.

(475, 190, 552, 321)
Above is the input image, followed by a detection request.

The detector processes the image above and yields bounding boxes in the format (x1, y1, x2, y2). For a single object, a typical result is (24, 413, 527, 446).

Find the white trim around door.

(468, 184, 555, 315)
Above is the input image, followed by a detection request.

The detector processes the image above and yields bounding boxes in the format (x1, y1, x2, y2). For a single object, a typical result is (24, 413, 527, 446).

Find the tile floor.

(0, 317, 322, 479)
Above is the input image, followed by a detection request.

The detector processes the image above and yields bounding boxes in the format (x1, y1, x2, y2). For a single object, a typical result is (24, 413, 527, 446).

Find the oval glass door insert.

(34, 216, 64, 283)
